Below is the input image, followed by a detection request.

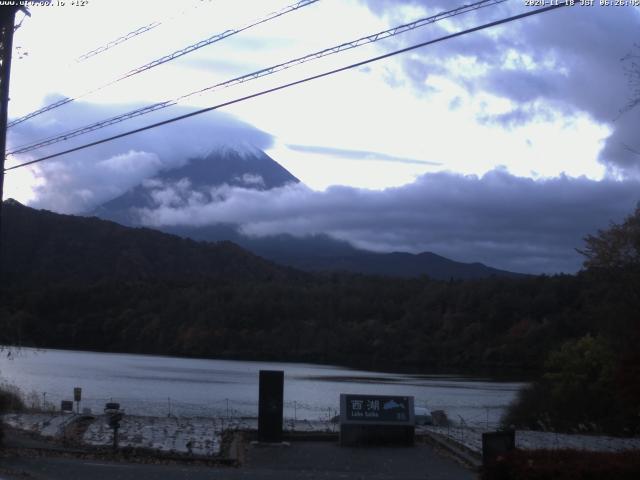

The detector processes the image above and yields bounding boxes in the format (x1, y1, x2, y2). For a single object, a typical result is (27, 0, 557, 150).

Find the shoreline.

(0, 345, 536, 381)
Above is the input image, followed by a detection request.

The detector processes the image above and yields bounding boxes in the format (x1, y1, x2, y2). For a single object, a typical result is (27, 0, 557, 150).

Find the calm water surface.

(0, 348, 525, 426)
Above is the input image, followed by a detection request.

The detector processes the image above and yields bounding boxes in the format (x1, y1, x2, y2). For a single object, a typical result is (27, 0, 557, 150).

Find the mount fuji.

(92, 145, 299, 226)
(89, 145, 523, 280)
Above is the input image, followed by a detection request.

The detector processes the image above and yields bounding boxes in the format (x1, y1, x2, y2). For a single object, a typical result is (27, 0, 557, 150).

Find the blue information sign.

(341, 394, 414, 424)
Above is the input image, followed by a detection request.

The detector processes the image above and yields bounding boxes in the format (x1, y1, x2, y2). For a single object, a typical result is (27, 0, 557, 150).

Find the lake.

(0, 348, 525, 427)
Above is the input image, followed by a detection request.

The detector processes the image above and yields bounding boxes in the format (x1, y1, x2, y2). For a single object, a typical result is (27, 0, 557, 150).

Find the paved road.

(1, 441, 476, 480)
(245, 441, 476, 479)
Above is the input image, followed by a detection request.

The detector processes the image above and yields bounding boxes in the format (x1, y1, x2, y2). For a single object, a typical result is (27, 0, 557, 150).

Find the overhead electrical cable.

(75, 21, 162, 63)
(75, 0, 217, 62)
(4, 1, 572, 173)
(7, 0, 319, 128)
(75, 1, 236, 64)
(8, 0, 506, 156)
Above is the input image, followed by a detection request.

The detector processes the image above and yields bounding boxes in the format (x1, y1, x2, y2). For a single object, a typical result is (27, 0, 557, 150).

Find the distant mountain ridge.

(89, 145, 525, 280)
(164, 225, 525, 280)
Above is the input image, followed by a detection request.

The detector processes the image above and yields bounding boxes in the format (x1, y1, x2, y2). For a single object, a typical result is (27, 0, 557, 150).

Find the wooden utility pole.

(0, 5, 23, 279)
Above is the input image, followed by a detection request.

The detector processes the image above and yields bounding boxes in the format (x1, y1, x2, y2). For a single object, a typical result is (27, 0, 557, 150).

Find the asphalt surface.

(245, 441, 477, 479)
(0, 441, 476, 480)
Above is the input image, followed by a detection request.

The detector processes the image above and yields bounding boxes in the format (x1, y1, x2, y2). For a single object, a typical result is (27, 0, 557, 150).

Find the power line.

(7, 0, 319, 129)
(8, 0, 506, 156)
(8, 101, 174, 157)
(75, 0, 217, 62)
(4, 1, 571, 173)
(75, 21, 162, 63)
(177, 0, 508, 101)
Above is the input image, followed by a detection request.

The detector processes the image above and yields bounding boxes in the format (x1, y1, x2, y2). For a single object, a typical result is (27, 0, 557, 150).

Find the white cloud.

(5, 101, 274, 213)
(234, 173, 265, 188)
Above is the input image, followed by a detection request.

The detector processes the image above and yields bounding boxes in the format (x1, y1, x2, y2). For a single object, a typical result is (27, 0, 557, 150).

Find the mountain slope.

(1, 199, 294, 286)
(163, 226, 525, 280)
(92, 147, 299, 225)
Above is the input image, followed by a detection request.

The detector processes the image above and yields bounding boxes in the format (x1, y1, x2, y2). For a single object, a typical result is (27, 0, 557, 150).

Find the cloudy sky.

(3, 0, 640, 274)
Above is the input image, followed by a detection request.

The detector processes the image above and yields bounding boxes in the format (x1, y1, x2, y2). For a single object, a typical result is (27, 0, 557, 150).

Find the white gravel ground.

(2, 413, 76, 438)
(10, 413, 637, 457)
(3, 413, 337, 456)
(82, 415, 223, 456)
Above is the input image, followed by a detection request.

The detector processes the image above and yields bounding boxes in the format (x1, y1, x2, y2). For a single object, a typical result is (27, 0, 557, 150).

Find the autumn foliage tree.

(580, 206, 640, 349)
(579, 205, 640, 272)
(581, 206, 640, 435)
(505, 207, 640, 435)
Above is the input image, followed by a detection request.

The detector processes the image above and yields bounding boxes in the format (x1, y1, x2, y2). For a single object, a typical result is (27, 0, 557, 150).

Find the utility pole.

(0, 5, 26, 282)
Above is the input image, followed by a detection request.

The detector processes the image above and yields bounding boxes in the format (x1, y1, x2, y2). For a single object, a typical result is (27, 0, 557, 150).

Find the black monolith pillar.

(258, 370, 284, 442)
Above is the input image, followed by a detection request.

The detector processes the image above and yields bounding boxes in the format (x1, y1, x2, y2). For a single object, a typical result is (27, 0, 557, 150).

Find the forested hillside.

(1, 199, 297, 286)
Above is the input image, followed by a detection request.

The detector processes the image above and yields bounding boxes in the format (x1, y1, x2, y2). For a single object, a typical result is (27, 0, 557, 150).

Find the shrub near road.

(481, 449, 640, 480)
(504, 208, 640, 435)
(0, 382, 26, 446)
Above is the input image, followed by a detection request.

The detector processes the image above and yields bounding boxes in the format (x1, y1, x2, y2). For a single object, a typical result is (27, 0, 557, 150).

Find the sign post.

(104, 402, 124, 452)
(74, 387, 82, 414)
(340, 394, 415, 446)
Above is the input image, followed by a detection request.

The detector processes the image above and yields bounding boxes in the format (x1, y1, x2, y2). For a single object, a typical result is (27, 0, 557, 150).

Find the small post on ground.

(112, 424, 119, 451)
(74, 387, 82, 415)
(105, 402, 123, 452)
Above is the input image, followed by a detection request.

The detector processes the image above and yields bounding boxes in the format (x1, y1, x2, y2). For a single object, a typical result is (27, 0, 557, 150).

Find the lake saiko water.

(0, 348, 525, 427)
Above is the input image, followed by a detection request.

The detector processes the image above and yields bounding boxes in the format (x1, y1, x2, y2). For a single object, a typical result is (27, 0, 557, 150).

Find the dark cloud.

(360, 1, 640, 175)
(599, 107, 640, 176)
(361, 0, 500, 21)
(286, 144, 441, 165)
(6, 99, 273, 213)
(138, 169, 640, 275)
